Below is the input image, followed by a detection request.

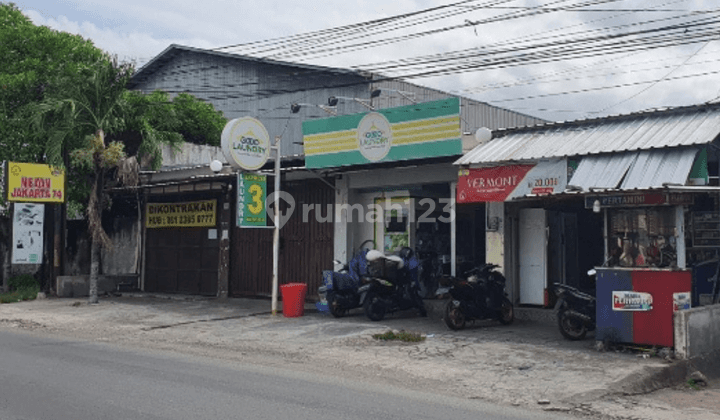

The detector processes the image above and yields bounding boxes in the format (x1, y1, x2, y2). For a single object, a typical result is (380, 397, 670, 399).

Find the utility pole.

(271, 136, 281, 315)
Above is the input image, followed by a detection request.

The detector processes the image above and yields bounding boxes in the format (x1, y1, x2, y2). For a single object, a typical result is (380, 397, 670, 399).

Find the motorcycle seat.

(366, 250, 405, 268)
(554, 283, 595, 301)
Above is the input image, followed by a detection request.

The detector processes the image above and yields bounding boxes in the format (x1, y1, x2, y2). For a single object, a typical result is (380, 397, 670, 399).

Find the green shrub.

(372, 330, 426, 342)
(1, 274, 40, 304)
(8, 274, 38, 292)
(0, 292, 20, 304)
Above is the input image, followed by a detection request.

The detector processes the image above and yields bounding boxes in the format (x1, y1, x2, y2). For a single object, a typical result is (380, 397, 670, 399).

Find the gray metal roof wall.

(456, 107, 720, 165)
(569, 153, 636, 190)
(621, 148, 698, 190)
(568, 148, 699, 191)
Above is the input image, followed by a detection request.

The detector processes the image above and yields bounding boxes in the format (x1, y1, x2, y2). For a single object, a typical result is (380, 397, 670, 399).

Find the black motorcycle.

(362, 247, 427, 321)
(553, 270, 597, 340)
(318, 240, 374, 318)
(437, 264, 514, 330)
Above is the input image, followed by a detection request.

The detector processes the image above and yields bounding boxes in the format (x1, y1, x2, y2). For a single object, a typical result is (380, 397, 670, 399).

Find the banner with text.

(12, 203, 44, 264)
(7, 162, 65, 203)
(303, 98, 461, 169)
(237, 173, 267, 227)
(146, 200, 217, 228)
(457, 159, 567, 203)
(612, 291, 653, 311)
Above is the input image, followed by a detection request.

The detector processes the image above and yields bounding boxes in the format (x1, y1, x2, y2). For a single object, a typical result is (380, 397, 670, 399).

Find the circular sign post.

(221, 117, 271, 171)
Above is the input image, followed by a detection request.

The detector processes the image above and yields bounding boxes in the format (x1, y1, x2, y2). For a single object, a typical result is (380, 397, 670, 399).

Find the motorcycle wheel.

(497, 297, 514, 325)
(328, 295, 347, 318)
(444, 301, 466, 330)
(364, 293, 386, 322)
(558, 310, 588, 340)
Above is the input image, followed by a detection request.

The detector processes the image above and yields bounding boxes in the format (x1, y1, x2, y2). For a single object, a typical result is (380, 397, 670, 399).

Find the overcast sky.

(14, 0, 720, 122)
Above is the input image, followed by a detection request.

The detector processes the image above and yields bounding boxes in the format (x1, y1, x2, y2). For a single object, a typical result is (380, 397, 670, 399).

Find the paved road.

(0, 330, 567, 420)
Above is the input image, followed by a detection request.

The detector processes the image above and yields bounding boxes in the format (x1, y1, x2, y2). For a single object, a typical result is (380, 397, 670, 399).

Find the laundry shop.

(303, 98, 495, 296)
(456, 103, 720, 345)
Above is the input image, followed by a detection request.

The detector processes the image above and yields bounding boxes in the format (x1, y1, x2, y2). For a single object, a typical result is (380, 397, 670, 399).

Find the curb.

(612, 348, 720, 396)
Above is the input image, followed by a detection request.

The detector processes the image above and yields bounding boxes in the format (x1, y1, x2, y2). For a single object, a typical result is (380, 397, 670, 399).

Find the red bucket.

(280, 283, 307, 318)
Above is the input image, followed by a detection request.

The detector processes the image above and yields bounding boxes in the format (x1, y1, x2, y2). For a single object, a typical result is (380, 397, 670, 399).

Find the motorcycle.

(436, 263, 514, 330)
(362, 247, 427, 321)
(553, 269, 597, 340)
(318, 240, 374, 318)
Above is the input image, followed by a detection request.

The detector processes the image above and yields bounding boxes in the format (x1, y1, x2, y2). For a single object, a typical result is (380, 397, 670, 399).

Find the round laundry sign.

(357, 112, 392, 162)
(221, 117, 271, 171)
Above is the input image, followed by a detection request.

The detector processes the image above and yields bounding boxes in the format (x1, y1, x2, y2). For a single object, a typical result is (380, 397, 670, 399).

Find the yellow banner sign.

(146, 200, 217, 228)
(7, 162, 65, 203)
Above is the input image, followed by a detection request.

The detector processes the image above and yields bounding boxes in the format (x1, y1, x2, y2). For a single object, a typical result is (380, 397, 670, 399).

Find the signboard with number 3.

(237, 173, 267, 227)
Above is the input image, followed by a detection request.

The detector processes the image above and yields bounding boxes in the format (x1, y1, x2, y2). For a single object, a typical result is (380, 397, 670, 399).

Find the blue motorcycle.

(318, 240, 374, 318)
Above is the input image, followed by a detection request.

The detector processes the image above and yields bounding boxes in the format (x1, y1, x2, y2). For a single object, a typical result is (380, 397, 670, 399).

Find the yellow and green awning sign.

(302, 98, 461, 169)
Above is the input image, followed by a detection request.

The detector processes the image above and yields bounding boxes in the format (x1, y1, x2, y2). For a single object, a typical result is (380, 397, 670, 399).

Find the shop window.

(608, 208, 676, 268)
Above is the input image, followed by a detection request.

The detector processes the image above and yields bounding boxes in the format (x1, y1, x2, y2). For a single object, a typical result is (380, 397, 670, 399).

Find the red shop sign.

(458, 165, 534, 203)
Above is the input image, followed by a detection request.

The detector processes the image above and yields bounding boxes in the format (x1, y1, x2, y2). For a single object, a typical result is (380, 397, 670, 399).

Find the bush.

(1, 274, 40, 304)
(372, 330, 426, 342)
(8, 274, 39, 292)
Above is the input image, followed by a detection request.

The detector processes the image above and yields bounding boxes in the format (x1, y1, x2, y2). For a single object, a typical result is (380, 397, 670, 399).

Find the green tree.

(0, 2, 104, 164)
(33, 58, 225, 303)
(33, 58, 135, 303)
(5, 3, 227, 301)
(115, 90, 225, 168)
(171, 92, 226, 147)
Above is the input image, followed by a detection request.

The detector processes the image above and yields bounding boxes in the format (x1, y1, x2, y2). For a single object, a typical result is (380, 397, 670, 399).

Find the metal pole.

(271, 136, 281, 315)
(450, 182, 457, 277)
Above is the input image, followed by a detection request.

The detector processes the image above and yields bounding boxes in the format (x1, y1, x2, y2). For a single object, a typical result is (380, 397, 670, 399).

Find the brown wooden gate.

(144, 196, 221, 296)
(230, 178, 334, 298)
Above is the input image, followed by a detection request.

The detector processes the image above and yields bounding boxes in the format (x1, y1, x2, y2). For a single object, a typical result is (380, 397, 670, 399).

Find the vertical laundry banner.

(12, 203, 44, 264)
(237, 173, 267, 227)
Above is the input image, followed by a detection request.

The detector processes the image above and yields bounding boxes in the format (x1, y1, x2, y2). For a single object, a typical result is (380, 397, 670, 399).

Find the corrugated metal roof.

(456, 104, 720, 165)
(569, 153, 636, 190)
(130, 44, 368, 89)
(568, 148, 699, 191)
(621, 148, 698, 190)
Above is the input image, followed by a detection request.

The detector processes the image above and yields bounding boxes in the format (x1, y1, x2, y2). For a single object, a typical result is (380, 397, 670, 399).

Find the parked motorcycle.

(362, 247, 427, 321)
(436, 264, 514, 330)
(553, 269, 597, 340)
(318, 240, 374, 318)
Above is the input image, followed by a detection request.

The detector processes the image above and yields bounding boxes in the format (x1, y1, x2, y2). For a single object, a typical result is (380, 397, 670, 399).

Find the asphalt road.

(0, 330, 569, 420)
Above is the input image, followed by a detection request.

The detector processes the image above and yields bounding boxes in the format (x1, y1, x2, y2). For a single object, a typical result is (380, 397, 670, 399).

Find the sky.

(13, 0, 720, 122)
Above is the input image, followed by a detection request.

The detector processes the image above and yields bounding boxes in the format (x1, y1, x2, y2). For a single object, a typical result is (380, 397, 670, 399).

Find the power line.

(594, 40, 712, 114)
(485, 68, 720, 103)
(122, 1, 720, 120)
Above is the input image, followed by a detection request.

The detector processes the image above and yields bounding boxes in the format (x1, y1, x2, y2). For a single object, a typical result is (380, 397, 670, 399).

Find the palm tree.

(34, 57, 142, 304)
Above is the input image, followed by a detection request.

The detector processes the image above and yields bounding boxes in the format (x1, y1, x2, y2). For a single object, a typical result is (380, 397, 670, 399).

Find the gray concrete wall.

(102, 216, 140, 276)
(64, 220, 90, 276)
(674, 304, 720, 359)
(56, 275, 138, 297)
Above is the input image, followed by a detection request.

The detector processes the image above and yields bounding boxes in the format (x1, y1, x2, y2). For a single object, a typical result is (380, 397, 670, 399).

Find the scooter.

(362, 247, 427, 321)
(553, 269, 597, 340)
(436, 264, 514, 330)
(318, 240, 374, 318)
